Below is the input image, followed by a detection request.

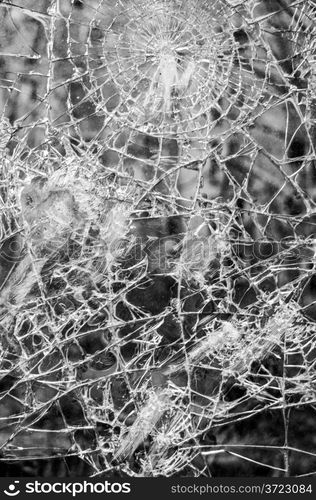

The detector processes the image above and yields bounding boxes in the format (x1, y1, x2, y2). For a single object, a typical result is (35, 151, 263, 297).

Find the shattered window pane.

(0, 0, 316, 477)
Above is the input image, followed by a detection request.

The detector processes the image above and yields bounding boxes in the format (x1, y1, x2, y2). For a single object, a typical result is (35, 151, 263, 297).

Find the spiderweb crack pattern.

(0, 0, 316, 477)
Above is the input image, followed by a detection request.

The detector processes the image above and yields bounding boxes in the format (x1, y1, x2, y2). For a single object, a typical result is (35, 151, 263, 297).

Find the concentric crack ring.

(96, 0, 251, 142)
